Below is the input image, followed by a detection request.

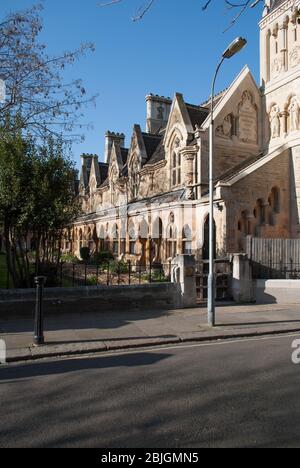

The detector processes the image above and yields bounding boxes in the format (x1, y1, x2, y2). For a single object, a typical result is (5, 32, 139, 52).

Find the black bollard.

(33, 276, 46, 346)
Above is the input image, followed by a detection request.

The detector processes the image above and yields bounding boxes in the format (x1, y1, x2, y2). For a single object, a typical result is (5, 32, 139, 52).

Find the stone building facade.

(67, 0, 300, 265)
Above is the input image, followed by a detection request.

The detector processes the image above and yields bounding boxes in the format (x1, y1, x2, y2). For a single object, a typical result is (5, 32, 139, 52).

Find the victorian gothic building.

(68, 0, 300, 265)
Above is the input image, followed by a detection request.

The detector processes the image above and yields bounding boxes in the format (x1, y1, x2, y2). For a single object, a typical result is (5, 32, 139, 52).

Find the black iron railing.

(251, 260, 300, 280)
(0, 260, 174, 289)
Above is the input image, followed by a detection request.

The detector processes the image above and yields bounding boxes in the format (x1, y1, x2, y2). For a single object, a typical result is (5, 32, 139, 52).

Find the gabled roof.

(98, 162, 108, 182)
(121, 148, 129, 165)
(200, 89, 228, 108)
(79, 154, 94, 191)
(141, 133, 162, 161)
(128, 188, 185, 211)
(201, 65, 260, 129)
(218, 153, 264, 183)
(144, 138, 165, 166)
(186, 104, 209, 128)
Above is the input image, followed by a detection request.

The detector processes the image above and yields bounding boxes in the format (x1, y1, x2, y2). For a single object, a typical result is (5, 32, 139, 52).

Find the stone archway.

(152, 217, 163, 265)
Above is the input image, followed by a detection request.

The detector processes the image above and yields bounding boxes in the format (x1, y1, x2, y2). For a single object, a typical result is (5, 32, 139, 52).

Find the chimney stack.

(104, 131, 125, 164)
(146, 94, 172, 134)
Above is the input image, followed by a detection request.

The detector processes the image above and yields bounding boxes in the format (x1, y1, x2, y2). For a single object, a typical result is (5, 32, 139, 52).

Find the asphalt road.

(0, 334, 300, 448)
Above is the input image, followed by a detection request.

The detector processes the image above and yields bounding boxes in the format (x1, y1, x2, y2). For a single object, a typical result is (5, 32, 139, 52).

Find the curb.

(5, 326, 300, 364)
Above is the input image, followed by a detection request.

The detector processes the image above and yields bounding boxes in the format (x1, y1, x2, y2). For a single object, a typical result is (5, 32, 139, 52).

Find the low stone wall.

(0, 283, 182, 318)
(255, 280, 300, 304)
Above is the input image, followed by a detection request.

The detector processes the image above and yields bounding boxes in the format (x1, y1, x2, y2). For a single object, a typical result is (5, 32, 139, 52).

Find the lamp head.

(222, 37, 247, 59)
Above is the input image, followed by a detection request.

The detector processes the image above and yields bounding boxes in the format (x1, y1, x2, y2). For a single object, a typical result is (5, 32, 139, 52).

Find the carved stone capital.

(180, 147, 196, 161)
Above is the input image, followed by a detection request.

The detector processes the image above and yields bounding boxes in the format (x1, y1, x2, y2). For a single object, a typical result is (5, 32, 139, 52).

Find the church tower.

(260, 0, 300, 147)
(260, 0, 300, 236)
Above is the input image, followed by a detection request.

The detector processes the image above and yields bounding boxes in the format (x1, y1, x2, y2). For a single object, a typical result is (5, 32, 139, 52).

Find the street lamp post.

(208, 37, 247, 328)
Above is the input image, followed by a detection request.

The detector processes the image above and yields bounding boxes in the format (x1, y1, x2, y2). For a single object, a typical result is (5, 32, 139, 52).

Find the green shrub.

(61, 253, 79, 264)
(142, 268, 167, 283)
(109, 260, 129, 274)
(92, 251, 114, 265)
(87, 275, 98, 286)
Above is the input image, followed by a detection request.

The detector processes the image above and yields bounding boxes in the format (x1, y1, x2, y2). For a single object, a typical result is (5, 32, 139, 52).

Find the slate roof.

(270, 0, 286, 12)
(218, 153, 264, 184)
(186, 104, 209, 128)
(144, 138, 165, 166)
(121, 148, 129, 165)
(98, 162, 108, 182)
(121, 164, 128, 177)
(142, 133, 162, 160)
(200, 89, 228, 108)
(128, 188, 186, 212)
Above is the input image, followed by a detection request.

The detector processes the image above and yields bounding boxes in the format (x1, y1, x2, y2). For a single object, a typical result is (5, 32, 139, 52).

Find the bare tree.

(99, 0, 262, 26)
(0, 4, 97, 140)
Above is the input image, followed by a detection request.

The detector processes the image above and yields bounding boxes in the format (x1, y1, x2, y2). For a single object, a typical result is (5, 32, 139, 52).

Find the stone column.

(281, 110, 288, 137)
(171, 254, 197, 308)
(279, 21, 288, 71)
(231, 253, 254, 303)
(181, 147, 196, 200)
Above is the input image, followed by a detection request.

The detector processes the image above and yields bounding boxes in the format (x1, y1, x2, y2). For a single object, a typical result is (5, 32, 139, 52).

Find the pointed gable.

(164, 93, 195, 149)
(79, 154, 93, 194)
(89, 155, 101, 190)
(201, 66, 261, 131)
(109, 141, 125, 179)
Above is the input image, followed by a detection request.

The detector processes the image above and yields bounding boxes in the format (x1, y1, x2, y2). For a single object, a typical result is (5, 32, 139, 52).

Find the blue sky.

(2, 0, 262, 168)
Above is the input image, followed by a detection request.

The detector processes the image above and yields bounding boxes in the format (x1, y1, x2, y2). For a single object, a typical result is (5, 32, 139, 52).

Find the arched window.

(171, 151, 182, 187)
(152, 217, 163, 263)
(139, 218, 149, 240)
(128, 221, 136, 255)
(269, 187, 280, 214)
(182, 225, 192, 254)
(255, 199, 265, 225)
(130, 156, 139, 200)
(166, 214, 177, 259)
(152, 217, 163, 241)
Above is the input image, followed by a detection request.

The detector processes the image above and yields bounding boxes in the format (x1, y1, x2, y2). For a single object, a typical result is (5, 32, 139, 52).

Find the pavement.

(0, 333, 299, 447)
(2, 302, 300, 362)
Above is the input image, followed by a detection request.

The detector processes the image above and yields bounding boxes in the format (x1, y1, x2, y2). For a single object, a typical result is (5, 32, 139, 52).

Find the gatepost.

(171, 255, 197, 308)
(231, 253, 254, 303)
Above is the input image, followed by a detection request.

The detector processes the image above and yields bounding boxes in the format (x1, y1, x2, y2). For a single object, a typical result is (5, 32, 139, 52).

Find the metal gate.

(195, 259, 232, 303)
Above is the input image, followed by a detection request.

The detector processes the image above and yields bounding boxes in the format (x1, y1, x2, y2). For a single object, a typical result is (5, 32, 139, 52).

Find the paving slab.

(2, 303, 300, 363)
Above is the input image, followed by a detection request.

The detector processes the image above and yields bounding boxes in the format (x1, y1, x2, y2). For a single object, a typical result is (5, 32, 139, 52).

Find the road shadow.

(0, 352, 172, 381)
(1, 307, 172, 334)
